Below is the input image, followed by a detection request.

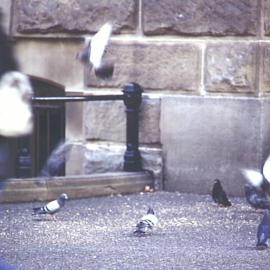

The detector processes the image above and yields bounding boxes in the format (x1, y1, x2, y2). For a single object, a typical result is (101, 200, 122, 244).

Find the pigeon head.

(76, 42, 90, 65)
(57, 193, 68, 206)
(214, 179, 221, 185)
(60, 193, 69, 200)
(147, 207, 155, 215)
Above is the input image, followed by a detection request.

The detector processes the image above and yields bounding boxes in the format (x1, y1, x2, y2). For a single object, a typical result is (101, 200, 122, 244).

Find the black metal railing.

(32, 82, 143, 172)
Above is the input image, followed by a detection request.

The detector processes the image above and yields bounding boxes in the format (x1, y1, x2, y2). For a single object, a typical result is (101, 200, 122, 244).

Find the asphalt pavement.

(0, 191, 269, 270)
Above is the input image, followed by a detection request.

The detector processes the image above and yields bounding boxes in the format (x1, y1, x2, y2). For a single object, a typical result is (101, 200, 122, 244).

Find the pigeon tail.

(147, 207, 155, 215)
(134, 220, 149, 235)
(32, 206, 47, 215)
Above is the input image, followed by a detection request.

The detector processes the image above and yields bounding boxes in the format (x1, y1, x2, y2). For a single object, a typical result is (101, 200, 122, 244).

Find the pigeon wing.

(242, 169, 263, 188)
(45, 199, 60, 214)
(263, 155, 270, 183)
(90, 23, 112, 68)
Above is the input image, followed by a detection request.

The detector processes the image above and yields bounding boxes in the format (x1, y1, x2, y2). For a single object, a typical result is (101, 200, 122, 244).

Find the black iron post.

(123, 82, 143, 171)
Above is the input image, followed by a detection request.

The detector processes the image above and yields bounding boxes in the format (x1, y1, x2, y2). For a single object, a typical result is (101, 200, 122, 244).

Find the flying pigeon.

(32, 193, 68, 216)
(77, 22, 114, 79)
(40, 141, 72, 178)
(211, 179, 232, 207)
(134, 207, 158, 236)
(256, 209, 270, 250)
(244, 184, 270, 210)
(242, 155, 270, 196)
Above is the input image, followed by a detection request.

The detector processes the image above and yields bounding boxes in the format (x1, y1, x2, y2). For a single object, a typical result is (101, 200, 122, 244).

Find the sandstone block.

(205, 43, 258, 93)
(143, 0, 258, 36)
(0, 0, 12, 34)
(161, 95, 267, 196)
(85, 42, 201, 92)
(81, 142, 163, 189)
(263, 0, 270, 36)
(260, 44, 270, 93)
(15, 39, 83, 87)
(84, 96, 160, 144)
(13, 0, 137, 34)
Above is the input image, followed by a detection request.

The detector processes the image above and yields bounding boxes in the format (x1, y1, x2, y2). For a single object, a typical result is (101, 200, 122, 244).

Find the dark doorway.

(15, 77, 65, 178)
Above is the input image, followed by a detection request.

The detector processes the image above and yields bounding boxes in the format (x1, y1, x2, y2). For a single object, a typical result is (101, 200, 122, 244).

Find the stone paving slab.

(0, 191, 269, 270)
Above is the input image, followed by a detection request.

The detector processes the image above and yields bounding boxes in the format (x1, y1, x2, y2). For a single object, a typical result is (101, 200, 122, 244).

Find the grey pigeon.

(0, 258, 18, 270)
(32, 193, 68, 216)
(244, 184, 270, 210)
(134, 207, 158, 236)
(211, 179, 232, 207)
(77, 23, 114, 79)
(40, 141, 72, 178)
(256, 209, 270, 250)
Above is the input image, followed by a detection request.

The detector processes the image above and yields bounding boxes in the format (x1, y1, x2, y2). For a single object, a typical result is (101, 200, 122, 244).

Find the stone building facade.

(1, 0, 270, 196)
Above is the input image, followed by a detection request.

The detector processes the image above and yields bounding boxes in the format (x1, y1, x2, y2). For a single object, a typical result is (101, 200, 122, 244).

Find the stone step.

(0, 172, 153, 203)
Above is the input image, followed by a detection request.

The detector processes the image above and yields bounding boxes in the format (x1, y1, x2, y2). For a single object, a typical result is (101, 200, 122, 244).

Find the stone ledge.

(0, 172, 153, 203)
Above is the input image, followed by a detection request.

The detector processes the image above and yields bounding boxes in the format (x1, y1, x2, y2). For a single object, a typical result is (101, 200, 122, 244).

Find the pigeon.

(40, 141, 72, 178)
(77, 22, 114, 79)
(134, 207, 158, 236)
(32, 193, 68, 216)
(242, 154, 270, 196)
(244, 184, 270, 210)
(0, 258, 18, 270)
(256, 209, 270, 250)
(211, 179, 232, 207)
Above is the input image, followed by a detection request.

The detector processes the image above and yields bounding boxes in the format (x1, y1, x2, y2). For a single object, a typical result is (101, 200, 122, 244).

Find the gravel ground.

(0, 191, 269, 270)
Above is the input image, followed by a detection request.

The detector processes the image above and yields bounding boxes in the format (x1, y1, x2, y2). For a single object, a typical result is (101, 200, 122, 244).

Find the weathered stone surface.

(15, 39, 83, 87)
(86, 42, 201, 92)
(84, 100, 125, 142)
(161, 95, 268, 196)
(84, 96, 161, 144)
(0, 172, 152, 202)
(264, 0, 270, 36)
(66, 102, 84, 141)
(0, 0, 12, 34)
(260, 44, 270, 93)
(82, 142, 163, 189)
(205, 43, 258, 93)
(262, 98, 270, 161)
(13, 0, 137, 34)
(143, 0, 258, 36)
(64, 141, 162, 188)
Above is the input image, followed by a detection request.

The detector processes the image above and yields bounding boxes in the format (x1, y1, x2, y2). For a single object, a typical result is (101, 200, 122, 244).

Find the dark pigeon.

(134, 207, 158, 236)
(256, 209, 270, 250)
(77, 23, 114, 79)
(211, 179, 232, 207)
(244, 184, 270, 210)
(32, 193, 68, 216)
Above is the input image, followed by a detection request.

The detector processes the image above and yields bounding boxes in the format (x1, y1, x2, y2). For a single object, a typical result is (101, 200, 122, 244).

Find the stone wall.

(4, 0, 270, 195)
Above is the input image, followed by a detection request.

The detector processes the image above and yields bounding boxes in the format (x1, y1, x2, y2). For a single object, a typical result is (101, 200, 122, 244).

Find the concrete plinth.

(161, 95, 270, 196)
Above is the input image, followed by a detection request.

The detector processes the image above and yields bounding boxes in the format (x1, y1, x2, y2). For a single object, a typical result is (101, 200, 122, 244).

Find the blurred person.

(0, 9, 33, 183)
